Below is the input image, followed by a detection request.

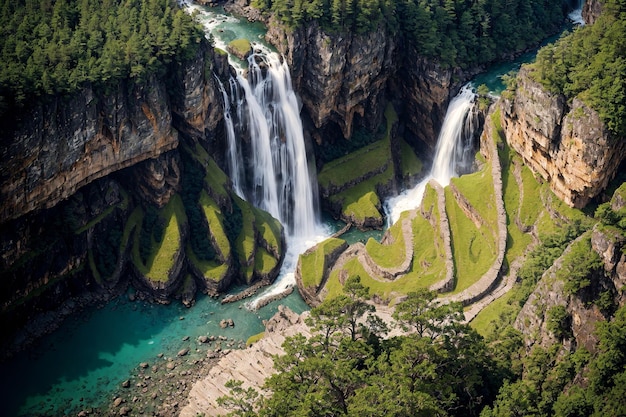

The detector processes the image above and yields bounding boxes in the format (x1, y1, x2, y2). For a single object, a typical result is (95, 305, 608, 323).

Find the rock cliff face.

(0, 40, 239, 355)
(583, 0, 603, 25)
(515, 225, 626, 353)
(393, 49, 461, 151)
(500, 67, 626, 208)
(0, 78, 178, 223)
(266, 20, 396, 140)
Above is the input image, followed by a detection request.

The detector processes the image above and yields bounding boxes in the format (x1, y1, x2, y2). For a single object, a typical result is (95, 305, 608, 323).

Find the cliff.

(0, 39, 288, 356)
(266, 19, 395, 140)
(583, 0, 603, 24)
(500, 67, 626, 208)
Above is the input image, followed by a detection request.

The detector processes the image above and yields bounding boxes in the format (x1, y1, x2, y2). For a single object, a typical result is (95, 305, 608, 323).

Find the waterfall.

(385, 84, 477, 224)
(568, 0, 585, 25)
(222, 52, 319, 239)
(216, 48, 325, 308)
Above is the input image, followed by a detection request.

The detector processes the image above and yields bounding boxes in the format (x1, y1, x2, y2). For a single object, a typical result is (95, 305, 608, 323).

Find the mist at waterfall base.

(1, 4, 586, 415)
(385, 85, 477, 224)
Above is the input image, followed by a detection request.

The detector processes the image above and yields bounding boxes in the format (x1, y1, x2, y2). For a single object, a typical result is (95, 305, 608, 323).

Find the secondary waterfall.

(385, 84, 477, 224)
(569, 0, 585, 25)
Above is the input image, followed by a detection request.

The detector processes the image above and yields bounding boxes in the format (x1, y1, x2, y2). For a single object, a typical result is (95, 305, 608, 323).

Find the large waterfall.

(221, 50, 326, 307)
(385, 85, 477, 224)
(224, 52, 319, 238)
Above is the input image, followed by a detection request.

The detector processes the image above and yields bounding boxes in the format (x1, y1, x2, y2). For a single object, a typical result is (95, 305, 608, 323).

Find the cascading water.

(215, 76, 245, 197)
(228, 52, 319, 239)
(569, 0, 585, 25)
(385, 84, 477, 224)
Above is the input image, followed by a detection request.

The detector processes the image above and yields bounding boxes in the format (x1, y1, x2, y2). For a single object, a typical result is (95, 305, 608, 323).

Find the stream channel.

(0, 5, 582, 416)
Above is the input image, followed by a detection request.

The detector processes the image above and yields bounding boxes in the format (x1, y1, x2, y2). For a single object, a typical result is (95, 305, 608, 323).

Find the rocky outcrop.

(394, 52, 462, 151)
(500, 67, 626, 208)
(0, 41, 223, 224)
(133, 152, 181, 208)
(266, 20, 395, 139)
(181, 306, 312, 417)
(0, 77, 178, 223)
(583, 0, 603, 25)
(515, 225, 626, 353)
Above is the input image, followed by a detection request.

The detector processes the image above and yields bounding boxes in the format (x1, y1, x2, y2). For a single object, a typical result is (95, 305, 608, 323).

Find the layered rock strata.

(266, 20, 395, 139)
(500, 67, 626, 208)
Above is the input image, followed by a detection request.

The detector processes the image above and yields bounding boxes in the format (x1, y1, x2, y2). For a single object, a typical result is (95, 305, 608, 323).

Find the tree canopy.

(530, 0, 626, 138)
(252, 0, 570, 68)
(218, 284, 506, 417)
(0, 0, 204, 106)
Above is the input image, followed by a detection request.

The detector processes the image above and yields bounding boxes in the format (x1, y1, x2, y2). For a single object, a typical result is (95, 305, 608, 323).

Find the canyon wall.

(500, 67, 626, 208)
(266, 19, 396, 140)
(0, 42, 222, 224)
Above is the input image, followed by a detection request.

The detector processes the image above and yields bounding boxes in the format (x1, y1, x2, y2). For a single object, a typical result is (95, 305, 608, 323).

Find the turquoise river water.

(0, 5, 583, 416)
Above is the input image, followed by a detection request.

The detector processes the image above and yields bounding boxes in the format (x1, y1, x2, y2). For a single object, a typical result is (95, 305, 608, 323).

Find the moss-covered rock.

(227, 38, 252, 60)
(131, 194, 188, 302)
(295, 237, 348, 305)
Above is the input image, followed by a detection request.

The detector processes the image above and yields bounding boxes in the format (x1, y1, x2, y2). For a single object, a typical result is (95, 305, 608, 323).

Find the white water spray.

(568, 0, 585, 26)
(385, 84, 477, 224)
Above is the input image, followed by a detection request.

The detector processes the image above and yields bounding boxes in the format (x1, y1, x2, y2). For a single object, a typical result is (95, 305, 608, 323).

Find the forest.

(217, 269, 626, 417)
(531, 0, 626, 138)
(0, 0, 204, 108)
(251, 0, 570, 68)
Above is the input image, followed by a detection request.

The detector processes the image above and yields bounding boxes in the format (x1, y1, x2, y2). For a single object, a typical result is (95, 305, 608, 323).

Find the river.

(0, 4, 584, 416)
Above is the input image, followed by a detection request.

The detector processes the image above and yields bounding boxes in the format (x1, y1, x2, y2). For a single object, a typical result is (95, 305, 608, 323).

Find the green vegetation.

(315, 124, 384, 165)
(399, 138, 423, 178)
(470, 290, 516, 337)
(0, 0, 204, 107)
(199, 191, 231, 259)
(181, 149, 217, 263)
(234, 196, 257, 283)
(132, 194, 186, 283)
(365, 217, 406, 269)
(530, 0, 626, 138)
(496, 122, 533, 265)
(321, 136, 393, 225)
(219, 281, 506, 417)
(246, 332, 265, 347)
(252, 0, 568, 68)
(318, 138, 391, 191)
(445, 186, 496, 294)
(483, 304, 626, 417)
(325, 200, 446, 301)
(299, 238, 346, 289)
(254, 247, 278, 275)
(253, 207, 283, 255)
(511, 220, 587, 309)
(546, 305, 572, 340)
(227, 38, 252, 57)
(558, 234, 604, 296)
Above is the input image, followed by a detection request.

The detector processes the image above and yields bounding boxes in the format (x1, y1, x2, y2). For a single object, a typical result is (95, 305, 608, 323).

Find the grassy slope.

(188, 191, 230, 282)
(446, 162, 498, 294)
(300, 238, 346, 289)
(133, 194, 187, 283)
(325, 185, 446, 301)
(234, 195, 257, 283)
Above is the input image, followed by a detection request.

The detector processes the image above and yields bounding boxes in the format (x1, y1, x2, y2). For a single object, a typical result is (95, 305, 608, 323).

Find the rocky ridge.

(500, 67, 626, 208)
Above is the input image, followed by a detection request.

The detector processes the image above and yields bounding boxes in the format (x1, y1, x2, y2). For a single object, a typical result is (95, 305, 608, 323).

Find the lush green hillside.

(252, 0, 569, 68)
(0, 0, 203, 106)
(530, 0, 626, 137)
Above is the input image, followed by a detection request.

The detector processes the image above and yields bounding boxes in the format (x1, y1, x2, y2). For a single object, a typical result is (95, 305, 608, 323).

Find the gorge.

(1, 0, 626, 415)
